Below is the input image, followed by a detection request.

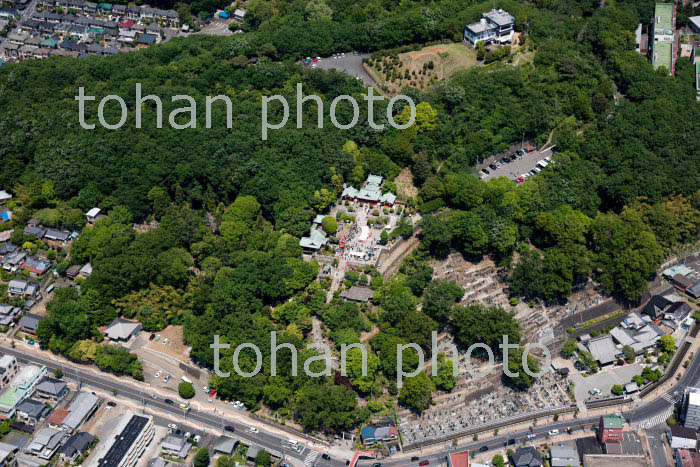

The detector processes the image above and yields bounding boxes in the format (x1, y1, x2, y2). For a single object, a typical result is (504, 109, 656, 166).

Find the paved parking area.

(571, 363, 643, 401)
(312, 53, 375, 87)
(480, 147, 553, 181)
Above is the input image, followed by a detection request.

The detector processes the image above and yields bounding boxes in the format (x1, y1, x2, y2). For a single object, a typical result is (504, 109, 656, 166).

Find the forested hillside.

(1, 0, 699, 431)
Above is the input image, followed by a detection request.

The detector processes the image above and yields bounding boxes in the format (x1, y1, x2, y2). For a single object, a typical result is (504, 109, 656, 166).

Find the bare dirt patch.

(365, 42, 478, 95)
(143, 325, 189, 360)
(394, 167, 419, 199)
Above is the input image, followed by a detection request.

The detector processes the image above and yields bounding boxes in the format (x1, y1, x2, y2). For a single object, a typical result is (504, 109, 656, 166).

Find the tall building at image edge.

(94, 412, 154, 467)
(682, 387, 700, 429)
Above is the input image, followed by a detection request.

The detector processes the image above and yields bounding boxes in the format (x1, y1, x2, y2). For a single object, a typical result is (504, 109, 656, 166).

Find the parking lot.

(310, 52, 376, 88)
(571, 363, 643, 401)
(480, 146, 554, 182)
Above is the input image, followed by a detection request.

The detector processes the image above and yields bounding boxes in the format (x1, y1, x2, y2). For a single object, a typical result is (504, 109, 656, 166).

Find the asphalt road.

(0, 345, 343, 467)
(4, 341, 700, 467)
(365, 343, 700, 466)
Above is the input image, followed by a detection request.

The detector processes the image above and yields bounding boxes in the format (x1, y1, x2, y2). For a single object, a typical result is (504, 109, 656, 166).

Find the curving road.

(3, 342, 699, 467)
(0, 345, 343, 467)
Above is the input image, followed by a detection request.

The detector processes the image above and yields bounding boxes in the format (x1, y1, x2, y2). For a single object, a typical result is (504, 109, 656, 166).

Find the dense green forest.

(1, 0, 699, 432)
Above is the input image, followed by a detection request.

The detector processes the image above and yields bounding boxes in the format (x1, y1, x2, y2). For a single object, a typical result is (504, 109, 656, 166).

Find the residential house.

(0, 364, 46, 419)
(103, 317, 142, 342)
(65, 264, 82, 279)
(18, 313, 43, 334)
(137, 32, 158, 45)
(7, 279, 29, 296)
(118, 19, 134, 30)
(23, 224, 46, 239)
(550, 444, 579, 467)
(213, 435, 238, 455)
(0, 243, 18, 261)
(160, 435, 192, 458)
(112, 3, 125, 16)
(118, 29, 136, 42)
(0, 356, 19, 388)
(374, 425, 399, 442)
(93, 412, 154, 467)
(598, 414, 623, 444)
(464, 8, 514, 46)
(0, 305, 19, 327)
(21, 257, 51, 276)
(669, 424, 698, 450)
(26, 427, 69, 459)
(44, 228, 71, 243)
(643, 295, 673, 319)
(60, 391, 99, 432)
(79, 263, 93, 278)
(35, 377, 68, 401)
(361, 426, 376, 446)
(126, 5, 140, 19)
(7, 31, 29, 45)
(0, 191, 12, 204)
(59, 432, 95, 463)
(97, 2, 112, 14)
(145, 22, 162, 36)
(672, 274, 696, 293)
(16, 398, 50, 424)
(509, 446, 543, 467)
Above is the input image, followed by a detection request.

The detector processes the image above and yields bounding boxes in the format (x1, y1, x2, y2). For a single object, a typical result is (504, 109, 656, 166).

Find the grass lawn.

(364, 42, 478, 95)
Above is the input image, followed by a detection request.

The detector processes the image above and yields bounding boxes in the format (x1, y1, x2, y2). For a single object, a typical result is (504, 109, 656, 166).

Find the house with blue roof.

(360, 426, 376, 446)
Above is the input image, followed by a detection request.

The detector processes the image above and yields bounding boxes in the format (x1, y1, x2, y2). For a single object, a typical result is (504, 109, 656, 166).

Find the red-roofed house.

(47, 408, 69, 429)
(448, 449, 470, 467)
(118, 19, 134, 30)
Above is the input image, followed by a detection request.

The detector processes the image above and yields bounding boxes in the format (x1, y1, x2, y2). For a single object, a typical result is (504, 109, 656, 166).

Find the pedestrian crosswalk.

(304, 450, 319, 466)
(637, 407, 674, 429)
(661, 393, 681, 404)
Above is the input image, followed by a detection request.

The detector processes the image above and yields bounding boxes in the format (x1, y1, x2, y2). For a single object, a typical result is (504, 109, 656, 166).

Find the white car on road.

(168, 423, 178, 430)
(249, 427, 259, 433)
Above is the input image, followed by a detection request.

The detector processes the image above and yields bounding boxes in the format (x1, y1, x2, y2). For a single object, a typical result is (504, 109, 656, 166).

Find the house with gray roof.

(585, 335, 620, 366)
(103, 317, 142, 342)
(27, 427, 68, 459)
(0, 304, 20, 327)
(340, 286, 374, 302)
(18, 313, 43, 334)
(16, 398, 50, 423)
(59, 432, 95, 463)
(510, 446, 543, 467)
(35, 377, 68, 401)
(213, 435, 239, 455)
(61, 391, 99, 432)
(161, 434, 191, 458)
(8, 279, 29, 296)
(550, 443, 579, 467)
